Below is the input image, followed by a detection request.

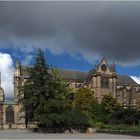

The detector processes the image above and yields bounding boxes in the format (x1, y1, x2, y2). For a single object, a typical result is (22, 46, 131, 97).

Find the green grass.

(109, 125, 140, 131)
(94, 121, 140, 131)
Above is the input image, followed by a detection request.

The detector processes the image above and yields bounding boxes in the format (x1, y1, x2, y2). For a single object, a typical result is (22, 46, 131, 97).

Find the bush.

(110, 108, 140, 126)
(95, 122, 112, 129)
(90, 98, 105, 123)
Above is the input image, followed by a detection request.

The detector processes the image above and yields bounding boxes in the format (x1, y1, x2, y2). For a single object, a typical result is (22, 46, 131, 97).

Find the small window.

(101, 76, 109, 89)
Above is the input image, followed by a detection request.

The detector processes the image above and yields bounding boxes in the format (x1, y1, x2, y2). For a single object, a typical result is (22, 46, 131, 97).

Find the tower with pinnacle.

(14, 59, 22, 102)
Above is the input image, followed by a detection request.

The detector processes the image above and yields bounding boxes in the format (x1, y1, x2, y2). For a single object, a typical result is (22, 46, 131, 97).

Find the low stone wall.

(2, 123, 26, 129)
(97, 129, 140, 136)
(0, 122, 37, 130)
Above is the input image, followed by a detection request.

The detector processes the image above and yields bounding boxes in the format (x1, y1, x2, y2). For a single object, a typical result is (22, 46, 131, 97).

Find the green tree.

(100, 94, 120, 124)
(101, 93, 120, 114)
(23, 48, 50, 126)
(65, 108, 90, 129)
(35, 68, 71, 128)
(73, 87, 94, 117)
(23, 49, 70, 128)
(90, 98, 105, 123)
(111, 108, 140, 125)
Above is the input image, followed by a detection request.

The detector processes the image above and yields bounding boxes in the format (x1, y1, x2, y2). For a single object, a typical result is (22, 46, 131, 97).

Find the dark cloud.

(0, 1, 140, 65)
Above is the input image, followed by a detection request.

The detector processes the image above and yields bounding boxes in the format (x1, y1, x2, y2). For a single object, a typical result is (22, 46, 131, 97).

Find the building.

(0, 57, 140, 129)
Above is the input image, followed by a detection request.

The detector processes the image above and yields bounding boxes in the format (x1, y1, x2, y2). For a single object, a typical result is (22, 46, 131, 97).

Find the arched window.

(6, 106, 14, 123)
(101, 76, 109, 89)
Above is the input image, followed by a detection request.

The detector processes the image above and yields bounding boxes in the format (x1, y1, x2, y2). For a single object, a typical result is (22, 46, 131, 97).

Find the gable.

(96, 57, 111, 74)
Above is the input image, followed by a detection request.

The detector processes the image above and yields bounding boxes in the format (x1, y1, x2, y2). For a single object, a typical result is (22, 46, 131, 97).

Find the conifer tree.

(23, 48, 71, 128)
(23, 48, 50, 126)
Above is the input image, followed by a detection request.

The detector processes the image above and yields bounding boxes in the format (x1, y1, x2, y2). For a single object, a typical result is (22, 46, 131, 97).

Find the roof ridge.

(21, 65, 89, 73)
(56, 67, 89, 73)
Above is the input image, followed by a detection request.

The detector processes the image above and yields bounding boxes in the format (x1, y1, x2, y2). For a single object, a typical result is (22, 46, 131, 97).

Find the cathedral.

(0, 57, 140, 129)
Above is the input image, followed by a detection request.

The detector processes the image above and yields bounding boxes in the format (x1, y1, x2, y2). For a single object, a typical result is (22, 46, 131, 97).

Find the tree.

(90, 98, 105, 123)
(64, 108, 90, 129)
(35, 68, 71, 128)
(111, 108, 140, 125)
(101, 93, 120, 114)
(23, 48, 70, 128)
(73, 87, 94, 117)
(100, 94, 121, 124)
(23, 48, 50, 126)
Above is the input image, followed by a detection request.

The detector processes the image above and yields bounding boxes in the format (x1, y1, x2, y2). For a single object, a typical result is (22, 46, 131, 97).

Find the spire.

(16, 59, 21, 69)
(112, 60, 116, 73)
(101, 54, 108, 64)
(15, 59, 21, 76)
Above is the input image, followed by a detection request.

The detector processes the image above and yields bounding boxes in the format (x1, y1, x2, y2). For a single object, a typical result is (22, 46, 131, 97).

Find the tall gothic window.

(101, 76, 109, 89)
(6, 106, 14, 123)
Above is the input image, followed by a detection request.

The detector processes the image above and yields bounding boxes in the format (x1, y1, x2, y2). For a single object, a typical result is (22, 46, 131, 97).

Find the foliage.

(22, 50, 139, 129)
(90, 98, 105, 123)
(73, 87, 94, 117)
(23, 48, 50, 123)
(98, 94, 121, 124)
(101, 93, 120, 114)
(23, 48, 71, 128)
(35, 70, 70, 128)
(110, 108, 140, 125)
(95, 122, 112, 129)
(22, 48, 90, 129)
(64, 108, 90, 128)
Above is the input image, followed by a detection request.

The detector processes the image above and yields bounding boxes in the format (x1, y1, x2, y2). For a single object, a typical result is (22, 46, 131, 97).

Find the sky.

(0, 1, 140, 98)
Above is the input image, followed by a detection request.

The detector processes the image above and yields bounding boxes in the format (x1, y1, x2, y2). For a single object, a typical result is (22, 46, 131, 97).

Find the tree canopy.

(73, 87, 94, 117)
(101, 93, 120, 114)
(23, 49, 70, 128)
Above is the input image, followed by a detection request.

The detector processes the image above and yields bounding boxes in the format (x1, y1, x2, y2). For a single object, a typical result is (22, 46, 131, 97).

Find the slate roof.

(56, 68, 88, 81)
(117, 75, 137, 85)
(20, 66, 88, 81)
(20, 65, 138, 85)
(87, 67, 97, 78)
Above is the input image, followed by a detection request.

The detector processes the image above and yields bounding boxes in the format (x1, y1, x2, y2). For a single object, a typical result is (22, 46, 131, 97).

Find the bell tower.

(14, 59, 22, 102)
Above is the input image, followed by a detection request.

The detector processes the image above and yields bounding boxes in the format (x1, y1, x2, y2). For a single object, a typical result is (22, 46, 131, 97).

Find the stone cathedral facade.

(0, 57, 140, 129)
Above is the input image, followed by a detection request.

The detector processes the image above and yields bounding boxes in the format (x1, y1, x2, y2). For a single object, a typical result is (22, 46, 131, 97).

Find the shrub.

(110, 108, 140, 126)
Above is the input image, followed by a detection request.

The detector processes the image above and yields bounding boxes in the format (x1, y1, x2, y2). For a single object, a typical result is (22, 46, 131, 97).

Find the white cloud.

(22, 54, 33, 65)
(0, 53, 14, 98)
(130, 76, 140, 84)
